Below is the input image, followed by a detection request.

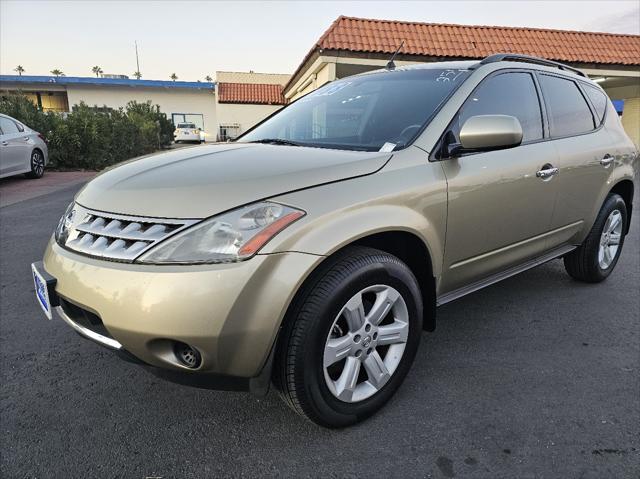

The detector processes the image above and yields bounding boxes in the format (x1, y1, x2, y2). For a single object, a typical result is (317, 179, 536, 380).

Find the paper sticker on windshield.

(379, 142, 396, 153)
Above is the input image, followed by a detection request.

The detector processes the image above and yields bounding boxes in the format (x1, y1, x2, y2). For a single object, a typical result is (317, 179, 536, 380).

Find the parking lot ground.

(0, 171, 95, 208)
(1, 182, 638, 478)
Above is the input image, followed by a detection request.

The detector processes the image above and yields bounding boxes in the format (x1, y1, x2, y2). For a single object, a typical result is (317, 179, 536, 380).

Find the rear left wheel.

(564, 193, 627, 282)
(274, 246, 423, 428)
(25, 149, 45, 179)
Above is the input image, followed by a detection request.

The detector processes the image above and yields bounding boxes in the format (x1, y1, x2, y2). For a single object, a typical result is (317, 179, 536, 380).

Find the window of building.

(583, 85, 608, 124)
(219, 123, 241, 141)
(539, 75, 595, 137)
(456, 72, 544, 143)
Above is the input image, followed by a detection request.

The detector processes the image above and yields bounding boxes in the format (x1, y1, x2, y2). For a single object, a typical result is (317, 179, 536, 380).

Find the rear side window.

(583, 85, 608, 124)
(539, 75, 595, 137)
(456, 72, 543, 142)
(0, 117, 20, 135)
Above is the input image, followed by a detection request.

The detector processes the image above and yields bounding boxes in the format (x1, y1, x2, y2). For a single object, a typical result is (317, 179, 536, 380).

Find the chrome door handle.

(536, 166, 559, 179)
(0, 141, 8, 146)
(600, 154, 614, 167)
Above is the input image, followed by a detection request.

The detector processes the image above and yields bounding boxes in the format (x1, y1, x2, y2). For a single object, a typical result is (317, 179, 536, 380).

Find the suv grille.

(62, 204, 197, 261)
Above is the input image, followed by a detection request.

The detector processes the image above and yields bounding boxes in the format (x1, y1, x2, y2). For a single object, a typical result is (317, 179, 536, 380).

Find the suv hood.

(76, 143, 391, 218)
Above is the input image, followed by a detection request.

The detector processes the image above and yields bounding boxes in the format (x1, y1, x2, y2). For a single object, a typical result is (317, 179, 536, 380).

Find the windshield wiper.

(247, 138, 304, 147)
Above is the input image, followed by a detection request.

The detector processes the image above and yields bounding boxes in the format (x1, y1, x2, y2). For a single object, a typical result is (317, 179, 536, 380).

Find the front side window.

(456, 72, 544, 143)
(539, 75, 595, 137)
(0, 117, 20, 135)
(240, 68, 471, 151)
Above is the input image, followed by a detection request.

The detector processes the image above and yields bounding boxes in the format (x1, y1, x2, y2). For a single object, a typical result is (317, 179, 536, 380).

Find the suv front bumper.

(41, 239, 320, 388)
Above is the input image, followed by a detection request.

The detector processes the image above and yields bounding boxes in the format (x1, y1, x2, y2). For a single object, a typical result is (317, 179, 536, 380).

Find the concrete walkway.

(0, 171, 96, 208)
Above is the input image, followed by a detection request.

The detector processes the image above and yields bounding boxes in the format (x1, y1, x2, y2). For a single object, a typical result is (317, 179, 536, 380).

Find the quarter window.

(539, 75, 595, 137)
(456, 72, 543, 143)
(583, 85, 608, 124)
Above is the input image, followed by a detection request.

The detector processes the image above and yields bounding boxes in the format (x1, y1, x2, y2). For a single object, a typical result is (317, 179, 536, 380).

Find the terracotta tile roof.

(286, 16, 640, 93)
(217, 82, 286, 105)
(317, 16, 640, 65)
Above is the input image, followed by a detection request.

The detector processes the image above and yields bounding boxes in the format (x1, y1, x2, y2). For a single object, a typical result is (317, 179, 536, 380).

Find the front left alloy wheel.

(274, 246, 423, 428)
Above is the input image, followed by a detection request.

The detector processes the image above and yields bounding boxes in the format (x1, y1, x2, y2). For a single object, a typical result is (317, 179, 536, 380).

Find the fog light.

(173, 342, 202, 369)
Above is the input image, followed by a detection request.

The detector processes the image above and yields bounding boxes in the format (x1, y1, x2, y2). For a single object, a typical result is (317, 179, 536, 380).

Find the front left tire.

(25, 149, 45, 179)
(273, 246, 423, 428)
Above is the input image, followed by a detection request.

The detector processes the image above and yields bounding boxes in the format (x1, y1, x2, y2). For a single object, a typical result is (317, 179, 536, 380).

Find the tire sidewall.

(299, 257, 422, 426)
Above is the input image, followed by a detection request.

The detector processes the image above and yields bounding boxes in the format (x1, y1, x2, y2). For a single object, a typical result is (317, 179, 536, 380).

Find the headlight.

(55, 202, 76, 245)
(136, 202, 305, 264)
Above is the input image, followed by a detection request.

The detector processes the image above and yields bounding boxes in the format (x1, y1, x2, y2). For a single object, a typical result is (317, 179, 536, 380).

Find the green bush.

(0, 93, 174, 170)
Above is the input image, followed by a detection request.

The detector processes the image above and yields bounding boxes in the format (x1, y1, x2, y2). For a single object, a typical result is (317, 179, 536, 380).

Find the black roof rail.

(479, 53, 587, 77)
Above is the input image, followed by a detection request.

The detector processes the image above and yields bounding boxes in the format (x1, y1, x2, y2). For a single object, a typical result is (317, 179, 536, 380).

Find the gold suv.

(32, 54, 638, 427)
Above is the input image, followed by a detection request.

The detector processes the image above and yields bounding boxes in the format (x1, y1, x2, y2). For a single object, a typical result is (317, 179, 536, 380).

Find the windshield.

(178, 123, 196, 129)
(239, 68, 470, 151)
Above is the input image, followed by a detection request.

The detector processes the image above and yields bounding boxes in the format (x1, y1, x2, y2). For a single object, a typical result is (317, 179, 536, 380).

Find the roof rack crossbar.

(479, 53, 586, 77)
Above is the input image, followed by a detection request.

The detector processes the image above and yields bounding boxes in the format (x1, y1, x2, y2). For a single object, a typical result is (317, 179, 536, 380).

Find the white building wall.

(215, 102, 283, 138)
(66, 85, 217, 140)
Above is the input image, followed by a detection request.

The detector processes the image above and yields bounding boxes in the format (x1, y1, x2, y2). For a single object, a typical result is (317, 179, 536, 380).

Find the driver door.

(438, 71, 561, 295)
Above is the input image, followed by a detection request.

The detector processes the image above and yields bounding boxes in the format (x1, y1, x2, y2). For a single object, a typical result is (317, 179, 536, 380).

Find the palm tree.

(133, 71, 142, 80)
(50, 69, 64, 77)
(14, 65, 25, 76)
(170, 73, 178, 82)
(205, 75, 212, 82)
(91, 65, 103, 77)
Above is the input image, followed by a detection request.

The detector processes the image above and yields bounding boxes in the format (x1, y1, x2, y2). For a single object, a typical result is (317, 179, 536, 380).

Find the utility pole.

(135, 41, 140, 76)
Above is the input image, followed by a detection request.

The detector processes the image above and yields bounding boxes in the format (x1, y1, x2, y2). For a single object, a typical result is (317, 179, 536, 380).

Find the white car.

(0, 114, 49, 179)
(173, 123, 204, 144)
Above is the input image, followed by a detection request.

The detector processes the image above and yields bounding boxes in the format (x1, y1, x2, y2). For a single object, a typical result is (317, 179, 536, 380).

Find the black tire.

(563, 194, 627, 283)
(174, 140, 180, 144)
(25, 149, 45, 179)
(273, 246, 423, 428)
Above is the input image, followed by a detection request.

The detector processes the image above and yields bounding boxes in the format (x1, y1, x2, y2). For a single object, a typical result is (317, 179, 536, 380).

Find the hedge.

(0, 93, 174, 170)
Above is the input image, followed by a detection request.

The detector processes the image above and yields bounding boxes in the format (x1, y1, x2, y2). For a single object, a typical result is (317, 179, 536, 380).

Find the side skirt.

(436, 244, 576, 306)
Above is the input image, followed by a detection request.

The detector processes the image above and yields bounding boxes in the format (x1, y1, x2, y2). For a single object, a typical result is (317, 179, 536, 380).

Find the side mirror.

(448, 115, 523, 157)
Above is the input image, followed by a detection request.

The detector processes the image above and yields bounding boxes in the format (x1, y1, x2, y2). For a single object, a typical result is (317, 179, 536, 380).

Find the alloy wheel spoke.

(603, 245, 613, 265)
(608, 233, 621, 245)
(335, 356, 361, 401)
(363, 351, 391, 389)
(343, 294, 366, 332)
(608, 212, 621, 233)
(377, 321, 409, 346)
(324, 335, 353, 367)
(367, 287, 400, 326)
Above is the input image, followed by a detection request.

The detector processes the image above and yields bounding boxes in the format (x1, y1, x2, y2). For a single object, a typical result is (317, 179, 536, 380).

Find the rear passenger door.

(537, 74, 614, 247)
(439, 71, 560, 294)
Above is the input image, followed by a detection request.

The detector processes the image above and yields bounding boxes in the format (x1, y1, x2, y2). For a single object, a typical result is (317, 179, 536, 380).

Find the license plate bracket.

(31, 261, 59, 320)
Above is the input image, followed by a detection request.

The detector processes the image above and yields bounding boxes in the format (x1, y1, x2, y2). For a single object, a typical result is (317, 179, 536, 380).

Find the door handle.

(0, 141, 8, 146)
(600, 154, 614, 167)
(536, 165, 559, 179)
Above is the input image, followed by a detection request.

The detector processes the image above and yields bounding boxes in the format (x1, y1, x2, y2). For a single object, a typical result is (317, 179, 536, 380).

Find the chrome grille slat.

(61, 204, 198, 262)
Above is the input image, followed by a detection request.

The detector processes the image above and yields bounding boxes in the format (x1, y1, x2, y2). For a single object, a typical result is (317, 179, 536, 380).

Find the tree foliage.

(0, 93, 174, 170)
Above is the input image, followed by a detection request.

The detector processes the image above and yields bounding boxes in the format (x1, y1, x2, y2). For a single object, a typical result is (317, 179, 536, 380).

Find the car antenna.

(386, 40, 405, 71)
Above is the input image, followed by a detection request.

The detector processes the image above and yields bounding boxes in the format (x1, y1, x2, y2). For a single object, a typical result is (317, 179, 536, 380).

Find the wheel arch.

(278, 230, 437, 340)
(610, 179, 634, 235)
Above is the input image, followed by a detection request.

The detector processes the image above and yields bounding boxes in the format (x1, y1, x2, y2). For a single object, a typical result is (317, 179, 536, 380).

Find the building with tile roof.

(283, 16, 640, 145)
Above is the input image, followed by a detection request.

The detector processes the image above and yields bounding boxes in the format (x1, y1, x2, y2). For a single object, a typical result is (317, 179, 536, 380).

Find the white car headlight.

(55, 202, 76, 245)
(136, 202, 305, 264)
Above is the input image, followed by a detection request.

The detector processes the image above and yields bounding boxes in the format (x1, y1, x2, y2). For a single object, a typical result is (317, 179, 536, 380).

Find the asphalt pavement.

(1, 181, 638, 478)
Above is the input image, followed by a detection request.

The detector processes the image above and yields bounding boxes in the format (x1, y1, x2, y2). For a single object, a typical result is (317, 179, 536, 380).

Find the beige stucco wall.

(65, 85, 217, 139)
(216, 71, 290, 85)
(215, 102, 283, 138)
(621, 97, 640, 148)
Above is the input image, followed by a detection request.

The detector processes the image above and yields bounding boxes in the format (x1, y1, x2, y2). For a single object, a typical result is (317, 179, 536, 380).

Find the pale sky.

(1, 0, 638, 81)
